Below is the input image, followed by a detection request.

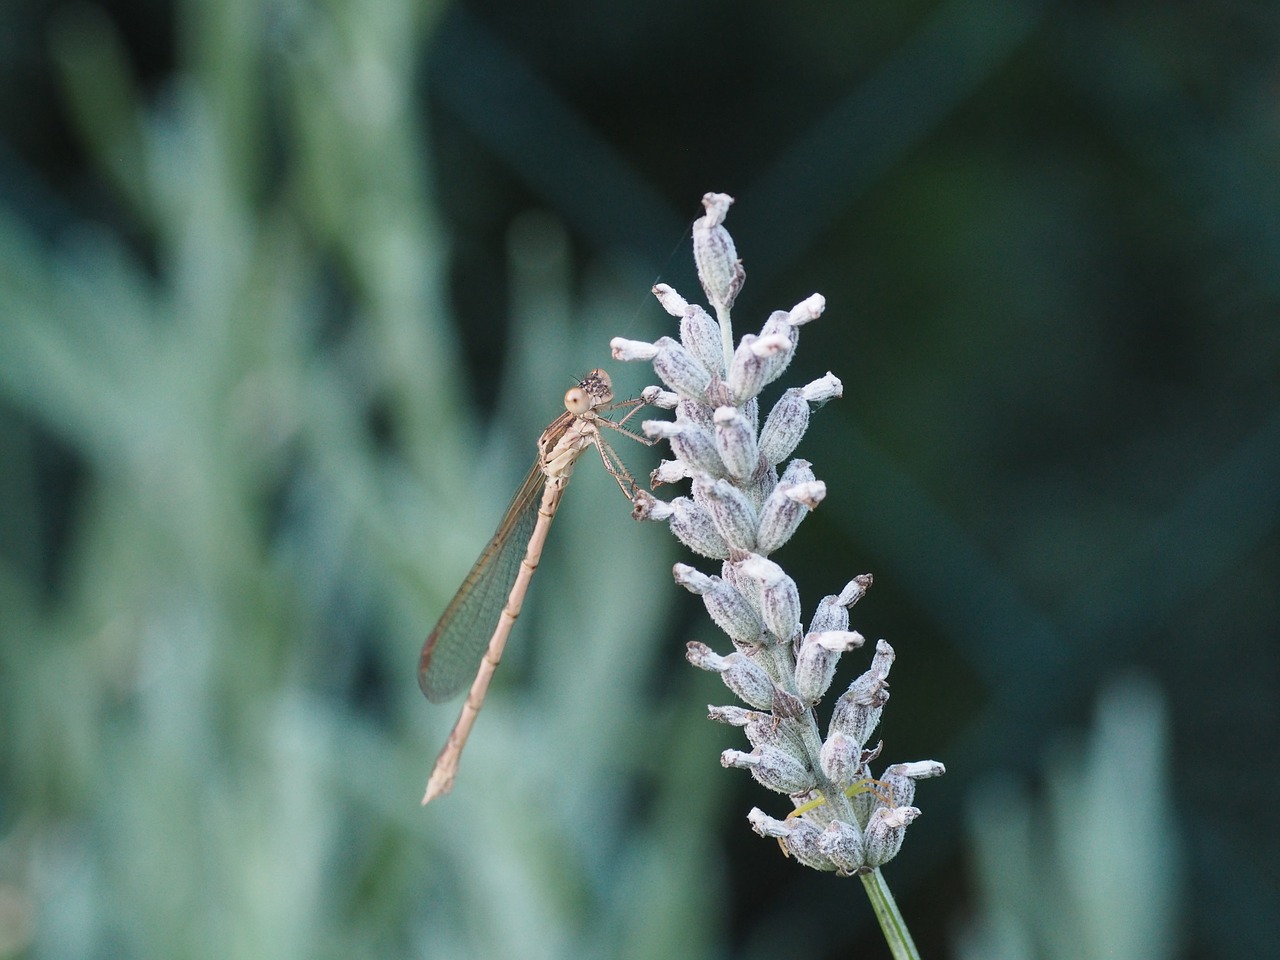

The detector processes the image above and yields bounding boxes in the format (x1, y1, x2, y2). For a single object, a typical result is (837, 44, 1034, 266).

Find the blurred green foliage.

(957, 677, 1182, 960)
(0, 0, 732, 957)
(3, 0, 1280, 958)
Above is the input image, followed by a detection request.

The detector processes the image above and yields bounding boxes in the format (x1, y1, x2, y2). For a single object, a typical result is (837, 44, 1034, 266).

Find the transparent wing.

(417, 462, 546, 702)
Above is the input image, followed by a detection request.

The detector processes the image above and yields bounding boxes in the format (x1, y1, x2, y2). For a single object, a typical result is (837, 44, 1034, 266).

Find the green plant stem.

(859, 868, 921, 960)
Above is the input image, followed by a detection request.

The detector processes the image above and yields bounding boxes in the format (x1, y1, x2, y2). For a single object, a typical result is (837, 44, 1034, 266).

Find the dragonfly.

(418, 368, 650, 805)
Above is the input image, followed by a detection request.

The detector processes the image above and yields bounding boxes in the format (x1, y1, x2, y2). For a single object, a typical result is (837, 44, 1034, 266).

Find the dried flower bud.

(757, 460, 823, 554)
(642, 385, 680, 409)
(676, 397, 714, 429)
(610, 337, 660, 362)
(680, 303, 726, 377)
(635, 492, 730, 559)
(747, 810, 836, 871)
(752, 714, 811, 756)
(808, 596, 847, 635)
(880, 760, 947, 809)
(650, 336, 712, 402)
(668, 497, 731, 559)
(829, 640, 895, 748)
(787, 293, 826, 327)
(713, 406, 759, 481)
(770, 686, 807, 720)
(816, 820, 867, 876)
(629, 489, 671, 522)
(652, 283, 689, 317)
(725, 334, 768, 405)
(802, 372, 843, 406)
(755, 311, 799, 386)
(808, 575, 871, 634)
(693, 192, 744, 312)
(757, 388, 810, 466)
(738, 554, 801, 642)
(652, 458, 694, 485)
(722, 746, 816, 795)
(708, 706, 806, 757)
(707, 704, 754, 726)
(796, 630, 865, 703)
(674, 563, 763, 646)
(686, 641, 774, 710)
(820, 730, 862, 789)
(835, 574, 871, 607)
(863, 804, 921, 867)
(696, 477, 758, 554)
(644, 419, 725, 476)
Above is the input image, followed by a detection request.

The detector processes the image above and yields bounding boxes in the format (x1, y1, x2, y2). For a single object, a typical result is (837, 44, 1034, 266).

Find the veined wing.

(415, 390, 580, 704)
(418, 461, 545, 702)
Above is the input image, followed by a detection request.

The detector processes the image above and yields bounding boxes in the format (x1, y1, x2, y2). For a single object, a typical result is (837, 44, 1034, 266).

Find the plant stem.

(859, 868, 922, 960)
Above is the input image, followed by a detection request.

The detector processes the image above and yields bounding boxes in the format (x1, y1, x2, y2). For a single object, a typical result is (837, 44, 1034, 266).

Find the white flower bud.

(807, 574, 871, 632)
(668, 496, 730, 559)
(651, 458, 694, 485)
(863, 804, 921, 867)
(680, 303, 726, 377)
(676, 397, 714, 428)
(642, 385, 679, 409)
(650, 336, 712, 402)
(835, 574, 871, 607)
(737, 554, 801, 642)
(610, 337, 660, 361)
(816, 819, 866, 876)
(752, 333, 792, 358)
(696, 477, 758, 553)
(713, 406, 759, 481)
(746, 807, 791, 839)
(707, 704, 754, 726)
(787, 482, 826, 509)
(652, 282, 689, 317)
(629, 489, 673, 522)
(673, 563, 763, 646)
(645, 419, 725, 476)
(693, 192, 744, 312)
(778, 819, 837, 872)
(708, 706, 802, 755)
(748, 809, 839, 871)
(757, 388, 810, 466)
(757, 460, 823, 554)
(727, 334, 771, 405)
(802, 372, 842, 406)
(755, 311, 799, 387)
(749, 714, 810, 756)
(787, 293, 825, 327)
(686, 641, 774, 709)
(796, 630, 865, 703)
(722, 746, 815, 795)
(889, 759, 947, 780)
(819, 730, 862, 789)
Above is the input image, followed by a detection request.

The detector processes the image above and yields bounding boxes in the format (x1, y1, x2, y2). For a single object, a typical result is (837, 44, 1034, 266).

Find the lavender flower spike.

(614, 193, 944, 878)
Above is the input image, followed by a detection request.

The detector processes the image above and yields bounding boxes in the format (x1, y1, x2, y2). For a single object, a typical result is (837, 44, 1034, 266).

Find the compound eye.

(564, 386, 591, 415)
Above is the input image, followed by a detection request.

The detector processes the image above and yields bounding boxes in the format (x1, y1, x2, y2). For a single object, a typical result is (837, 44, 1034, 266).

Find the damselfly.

(418, 369, 649, 804)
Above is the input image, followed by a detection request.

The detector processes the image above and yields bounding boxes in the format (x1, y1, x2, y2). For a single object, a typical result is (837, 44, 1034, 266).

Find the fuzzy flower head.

(612, 193, 944, 875)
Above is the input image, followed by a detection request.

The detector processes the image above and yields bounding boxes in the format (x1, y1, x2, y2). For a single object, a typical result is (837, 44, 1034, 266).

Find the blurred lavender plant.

(612, 194, 945, 880)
